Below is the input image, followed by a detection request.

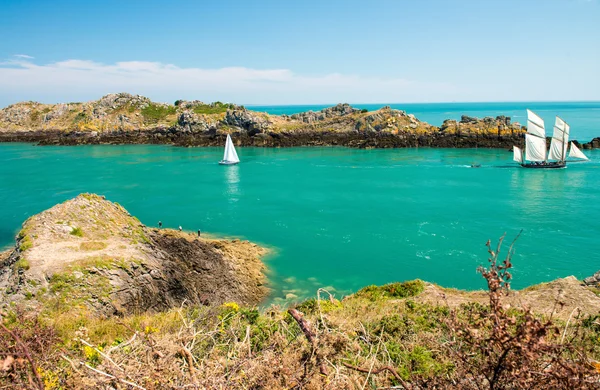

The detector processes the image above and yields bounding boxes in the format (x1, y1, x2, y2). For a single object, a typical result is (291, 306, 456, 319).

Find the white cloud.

(13, 54, 34, 59)
(0, 58, 458, 106)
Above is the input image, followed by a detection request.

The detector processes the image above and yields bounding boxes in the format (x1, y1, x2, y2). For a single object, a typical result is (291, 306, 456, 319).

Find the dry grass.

(79, 241, 108, 251)
(2, 236, 600, 389)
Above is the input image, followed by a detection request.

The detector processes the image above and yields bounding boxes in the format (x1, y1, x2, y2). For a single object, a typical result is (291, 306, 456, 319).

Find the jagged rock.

(584, 270, 600, 286)
(224, 109, 272, 135)
(460, 115, 478, 124)
(290, 103, 360, 123)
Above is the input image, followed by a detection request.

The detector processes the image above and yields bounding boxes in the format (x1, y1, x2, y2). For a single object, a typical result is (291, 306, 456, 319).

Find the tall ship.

(513, 110, 588, 168)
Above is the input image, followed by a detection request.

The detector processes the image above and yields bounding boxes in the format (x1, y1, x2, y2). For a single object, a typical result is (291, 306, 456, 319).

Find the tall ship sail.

(219, 134, 240, 165)
(514, 110, 566, 169)
(568, 142, 589, 161)
(547, 116, 569, 162)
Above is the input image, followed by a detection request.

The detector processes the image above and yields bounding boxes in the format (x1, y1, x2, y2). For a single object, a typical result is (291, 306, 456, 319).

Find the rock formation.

(16, 93, 600, 149)
(0, 194, 268, 317)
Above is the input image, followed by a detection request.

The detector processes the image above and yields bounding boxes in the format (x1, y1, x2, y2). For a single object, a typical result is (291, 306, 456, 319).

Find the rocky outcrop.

(0, 194, 268, 317)
(441, 115, 523, 136)
(223, 109, 272, 135)
(583, 270, 600, 287)
(19, 93, 600, 149)
(285, 103, 360, 123)
(581, 137, 600, 150)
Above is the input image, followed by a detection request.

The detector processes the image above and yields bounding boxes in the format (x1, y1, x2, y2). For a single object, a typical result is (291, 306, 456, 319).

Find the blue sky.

(0, 0, 598, 106)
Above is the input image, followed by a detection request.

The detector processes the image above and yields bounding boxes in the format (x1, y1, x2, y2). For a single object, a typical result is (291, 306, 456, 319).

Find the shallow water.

(1, 144, 599, 304)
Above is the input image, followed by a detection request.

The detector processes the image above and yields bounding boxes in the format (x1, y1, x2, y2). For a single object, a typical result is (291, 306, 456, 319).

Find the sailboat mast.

(561, 118, 567, 162)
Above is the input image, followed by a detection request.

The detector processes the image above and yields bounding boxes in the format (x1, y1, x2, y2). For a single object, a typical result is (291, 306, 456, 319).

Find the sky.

(0, 0, 599, 106)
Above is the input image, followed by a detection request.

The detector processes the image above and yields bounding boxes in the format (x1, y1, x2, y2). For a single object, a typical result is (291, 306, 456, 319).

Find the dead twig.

(288, 308, 329, 376)
(0, 322, 44, 390)
(81, 361, 146, 390)
(343, 362, 412, 389)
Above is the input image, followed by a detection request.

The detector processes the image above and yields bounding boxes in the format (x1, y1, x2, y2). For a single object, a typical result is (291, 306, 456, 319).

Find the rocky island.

(0, 92, 564, 149)
(2, 194, 600, 388)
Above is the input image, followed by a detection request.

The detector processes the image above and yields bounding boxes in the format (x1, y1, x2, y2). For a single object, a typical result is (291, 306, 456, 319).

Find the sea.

(1, 102, 599, 304)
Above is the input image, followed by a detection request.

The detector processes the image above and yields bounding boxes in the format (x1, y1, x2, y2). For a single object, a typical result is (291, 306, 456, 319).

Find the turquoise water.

(248, 102, 600, 142)
(1, 144, 599, 304)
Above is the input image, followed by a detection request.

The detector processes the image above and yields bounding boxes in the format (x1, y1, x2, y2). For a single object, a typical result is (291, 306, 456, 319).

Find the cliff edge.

(0, 193, 268, 316)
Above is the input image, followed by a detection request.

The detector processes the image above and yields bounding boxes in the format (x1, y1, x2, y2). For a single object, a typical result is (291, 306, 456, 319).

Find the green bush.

(356, 280, 425, 301)
(70, 227, 83, 237)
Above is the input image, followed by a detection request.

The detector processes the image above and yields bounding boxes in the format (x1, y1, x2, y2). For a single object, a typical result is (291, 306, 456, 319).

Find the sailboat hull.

(219, 160, 239, 165)
(520, 162, 566, 169)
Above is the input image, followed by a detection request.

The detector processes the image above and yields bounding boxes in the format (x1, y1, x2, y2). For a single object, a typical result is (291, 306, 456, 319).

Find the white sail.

(513, 146, 523, 163)
(222, 134, 240, 163)
(548, 116, 570, 161)
(568, 142, 589, 161)
(525, 134, 547, 162)
(526, 109, 546, 138)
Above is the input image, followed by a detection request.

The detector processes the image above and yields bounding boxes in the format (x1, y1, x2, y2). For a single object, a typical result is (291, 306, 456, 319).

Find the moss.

(355, 279, 425, 301)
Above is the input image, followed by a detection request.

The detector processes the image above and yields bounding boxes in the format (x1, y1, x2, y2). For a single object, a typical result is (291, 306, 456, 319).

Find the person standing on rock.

(197, 229, 201, 237)
(179, 226, 182, 232)
(158, 221, 162, 229)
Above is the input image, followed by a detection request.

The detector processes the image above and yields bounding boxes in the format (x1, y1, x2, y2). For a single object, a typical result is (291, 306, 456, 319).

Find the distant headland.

(1, 93, 599, 149)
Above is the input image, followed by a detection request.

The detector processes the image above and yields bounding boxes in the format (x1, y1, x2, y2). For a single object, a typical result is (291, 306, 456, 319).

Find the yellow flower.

(144, 325, 159, 334)
(222, 302, 240, 312)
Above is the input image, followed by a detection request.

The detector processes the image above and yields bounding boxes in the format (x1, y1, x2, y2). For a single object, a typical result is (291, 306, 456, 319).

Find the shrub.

(70, 227, 83, 237)
(14, 258, 30, 270)
(356, 280, 425, 301)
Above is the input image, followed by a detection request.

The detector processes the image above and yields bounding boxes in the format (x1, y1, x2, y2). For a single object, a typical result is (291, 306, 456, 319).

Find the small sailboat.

(512, 110, 586, 169)
(219, 134, 240, 165)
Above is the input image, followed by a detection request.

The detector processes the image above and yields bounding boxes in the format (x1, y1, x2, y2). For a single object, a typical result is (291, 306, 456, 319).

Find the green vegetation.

(70, 227, 83, 237)
(141, 103, 176, 123)
(72, 112, 87, 124)
(192, 101, 236, 115)
(18, 235, 33, 252)
(355, 279, 425, 301)
(14, 258, 30, 270)
(360, 108, 369, 113)
(2, 238, 599, 389)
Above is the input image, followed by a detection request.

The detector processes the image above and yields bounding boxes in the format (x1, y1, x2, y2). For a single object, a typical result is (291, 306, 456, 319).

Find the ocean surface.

(248, 101, 600, 142)
(1, 144, 599, 305)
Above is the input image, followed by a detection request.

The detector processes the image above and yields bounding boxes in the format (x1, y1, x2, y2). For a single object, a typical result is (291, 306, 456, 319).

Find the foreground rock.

(0, 194, 268, 316)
